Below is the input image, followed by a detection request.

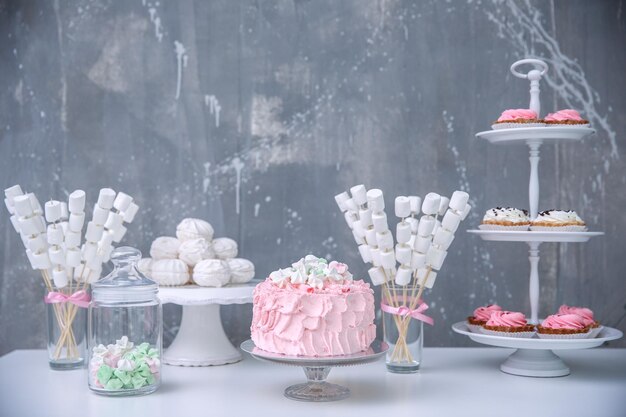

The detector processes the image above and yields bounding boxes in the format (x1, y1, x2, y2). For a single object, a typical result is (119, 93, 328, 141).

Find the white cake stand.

(158, 283, 255, 366)
(241, 339, 388, 402)
(452, 321, 622, 377)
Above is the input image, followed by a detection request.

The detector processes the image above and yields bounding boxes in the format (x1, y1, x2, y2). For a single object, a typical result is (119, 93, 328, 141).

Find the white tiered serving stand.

(455, 59, 622, 377)
(158, 283, 255, 366)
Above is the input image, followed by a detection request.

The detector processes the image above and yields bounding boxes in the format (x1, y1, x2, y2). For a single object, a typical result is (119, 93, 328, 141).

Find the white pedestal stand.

(158, 284, 255, 366)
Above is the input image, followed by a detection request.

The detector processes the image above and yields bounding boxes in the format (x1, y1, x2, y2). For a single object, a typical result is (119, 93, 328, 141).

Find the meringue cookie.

(150, 236, 181, 260)
(193, 259, 230, 287)
(137, 258, 153, 277)
(178, 238, 214, 267)
(151, 259, 190, 286)
(176, 218, 214, 242)
(227, 258, 255, 284)
(212, 237, 238, 259)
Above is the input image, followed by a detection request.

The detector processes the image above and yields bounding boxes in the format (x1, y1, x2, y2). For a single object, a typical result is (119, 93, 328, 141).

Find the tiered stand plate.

(452, 322, 623, 377)
(159, 283, 255, 366)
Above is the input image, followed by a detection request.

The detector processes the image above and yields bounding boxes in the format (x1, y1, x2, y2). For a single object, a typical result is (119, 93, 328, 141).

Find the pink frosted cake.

(250, 255, 376, 357)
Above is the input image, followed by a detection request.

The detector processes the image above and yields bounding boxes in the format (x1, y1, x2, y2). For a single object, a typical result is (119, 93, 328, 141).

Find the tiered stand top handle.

(510, 59, 549, 116)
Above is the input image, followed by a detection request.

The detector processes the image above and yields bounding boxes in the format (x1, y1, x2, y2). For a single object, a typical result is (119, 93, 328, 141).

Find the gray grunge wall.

(1, 0, 625, 355)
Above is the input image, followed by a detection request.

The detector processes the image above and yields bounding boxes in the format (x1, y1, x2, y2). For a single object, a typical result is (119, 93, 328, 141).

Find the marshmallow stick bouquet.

(3, 185, 139, 366)
(335, 185, 470, 368)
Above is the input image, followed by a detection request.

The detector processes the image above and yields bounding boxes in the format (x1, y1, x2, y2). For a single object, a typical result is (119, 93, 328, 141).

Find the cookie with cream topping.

(530, 210, 586, 231)
(479, 207, 530, 230)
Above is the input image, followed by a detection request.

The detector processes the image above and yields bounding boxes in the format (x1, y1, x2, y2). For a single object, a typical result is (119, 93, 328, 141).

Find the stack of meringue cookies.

(138, 218, 254, 287)
(479, 207, 586, 231)
(467, 304, 603, 339)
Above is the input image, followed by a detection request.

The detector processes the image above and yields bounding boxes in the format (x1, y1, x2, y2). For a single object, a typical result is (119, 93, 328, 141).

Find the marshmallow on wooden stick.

(334, 192, 350, 212)
(68, 190, 86, 214)
(395, 265, 413, 286)
(408, 196, 421, 216)
(350, 185, 367, 207)
(368, 266, 388, 286)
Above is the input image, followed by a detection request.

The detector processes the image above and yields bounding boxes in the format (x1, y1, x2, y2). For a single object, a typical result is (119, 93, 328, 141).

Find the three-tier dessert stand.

(158, 283, 255, 366)
(454, 59, 622, 377)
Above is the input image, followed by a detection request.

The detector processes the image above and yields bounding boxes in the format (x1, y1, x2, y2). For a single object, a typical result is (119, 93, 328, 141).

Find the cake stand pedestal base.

(284, 367, 350, 402)
(500, 348, 569, 378)
(164, 305, 241, 366)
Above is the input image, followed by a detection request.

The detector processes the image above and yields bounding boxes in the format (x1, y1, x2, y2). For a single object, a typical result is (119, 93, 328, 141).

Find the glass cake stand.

(240, 339, 388, 402)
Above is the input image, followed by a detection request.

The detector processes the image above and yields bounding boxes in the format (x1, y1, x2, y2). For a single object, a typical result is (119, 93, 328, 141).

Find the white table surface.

(1, 348, 625, 417)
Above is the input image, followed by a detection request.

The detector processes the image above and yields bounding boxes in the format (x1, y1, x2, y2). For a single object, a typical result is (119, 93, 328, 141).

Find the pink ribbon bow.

(380, 299, 434, 326)
(44, 290, 91, 308)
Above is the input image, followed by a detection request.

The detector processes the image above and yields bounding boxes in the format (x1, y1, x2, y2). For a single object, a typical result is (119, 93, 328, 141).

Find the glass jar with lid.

(88, 246, 162, 396)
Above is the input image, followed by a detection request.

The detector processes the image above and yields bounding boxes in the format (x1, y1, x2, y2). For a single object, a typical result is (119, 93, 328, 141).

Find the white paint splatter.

(254, 203, 260, 217)
(204, 94, 222, 128)
(174, 41, 188, 100)
(202, 162, 211, 193)
(148, 8, 163, 42)
(232, 157, 244, 214)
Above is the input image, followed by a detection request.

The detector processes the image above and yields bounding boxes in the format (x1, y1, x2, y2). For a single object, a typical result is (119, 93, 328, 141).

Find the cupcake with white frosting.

(479, 207, 530, 230)
(531, 210, 586, 231)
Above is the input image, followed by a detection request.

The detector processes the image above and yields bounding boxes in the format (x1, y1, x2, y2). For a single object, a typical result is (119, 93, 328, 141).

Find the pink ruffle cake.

(250, 255, 376, 357)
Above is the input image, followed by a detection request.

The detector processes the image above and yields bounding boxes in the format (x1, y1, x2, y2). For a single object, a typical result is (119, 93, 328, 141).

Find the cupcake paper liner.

(466, 323, 484, 333)
(589, 326, 604, 338)
(479, 224, 529, 231)
(479, 328, 536, 338)
(536, 330, 592, 340)
(545, 123, 590, 129)
(530, 225, 587, 232)
(491, 122, 546, 130)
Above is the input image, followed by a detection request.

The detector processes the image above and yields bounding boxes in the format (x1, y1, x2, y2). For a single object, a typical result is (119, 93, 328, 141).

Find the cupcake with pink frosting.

(491, 109, 544, 130)
(543, 109, 589, 128)
(467, 304, 502, 332)
(480, 311, 535, 338)
(558, 305, 602, 337)
(537, 313, 591, 339)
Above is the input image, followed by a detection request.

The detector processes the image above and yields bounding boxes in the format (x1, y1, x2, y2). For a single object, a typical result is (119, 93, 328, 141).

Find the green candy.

(114, 369, 131, 386)
(97, 365, 113, 384)
(105, 378, 123, 390)
(131, 375, 147, 389)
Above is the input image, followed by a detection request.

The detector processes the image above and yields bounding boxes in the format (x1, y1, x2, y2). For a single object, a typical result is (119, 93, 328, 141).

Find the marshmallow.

(69, 212, 85, 232)
(27, 234, 47, 253)
(367, 267, 387, 286)
(48, 246, 66, 265)
(113, 192, 133, 212)
(32, 251, 51, 269)
(376, 231, 394, 250)
(358, 244, 372, 263)
(4, 198, 15, 214)
(122, 202, 139, 223)
(97, 188, 116, 210)
(85, 222, 104, 242)
(227, 258, 256, 284)
(68, 190, 86, 213)
(19, 231, 29, 247)
(372, 212, 388, 233)
(396, 222, 411, 243)
(394, 196, 411, 218)
(426, 246, 447, 270)
(66, 248, 82, 267)
(449, 191, 469, 212)
(111, 225, 127, 242)
(380, 250, 396, 269)
(411, 251, 426, 269)
(18, 216, 39, 236)
(441, 210, 462, 233)
(366, 189, 384, 212)
(99, 244, 114, 262)
(370, 247, 382, 267)
(352, 220, 366, 239)
(150, 236, 181, 260)
(408, 234, 416, 249)
(359, 208, 373, 228)
(52, 267, 69, 288)
(334, 192, 350, 212)
(438, 196, 450, 217)
(212, 237, 238, 259)
(350, 184, 368, 206)
(405, 217, 418, 234)
(418, 216, 436, 236)
(82, 242, 98, 263)
(4, 185, 23, 200)
(45, 201, 63, 223)
(432, 220, 440, 235)
(344, 211, 357, 229)
(408, 196, 421, 216)
(9, 215, 20, 233)
(75, 264, 102, 283)
(13, 195, 33, 217)
(29, 194, 44, 215)
(421, 193, 441, 216)
(414, 235, 431, 254)
(395, 244, 412, 265)
(99, 230, 114, 248)
(59, 202, 68, 219)
(461, 204, 472, 220)
(395, 265, 413, 286)
(92, 205, 109, 226)
(59, 221, 69, 235)
(193, 259, 231, 287)
(47, 225, 63, 245)
(344, 198, 358, 212)
(433, 228, 454, 250)
(62, 230, 79, 248)
(35, 216, 46, 234)
(365, 228, 377, 247)
(416, 268, 438, 288)
(352, 229, 366, 245)
(104, 212, 124, 231)
(153, 259, 192, 286)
